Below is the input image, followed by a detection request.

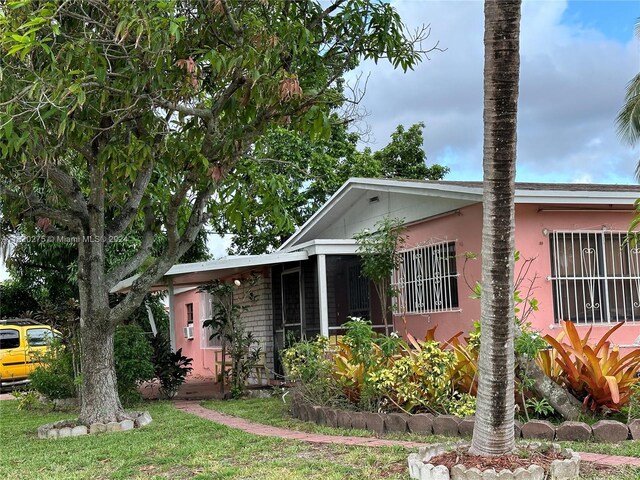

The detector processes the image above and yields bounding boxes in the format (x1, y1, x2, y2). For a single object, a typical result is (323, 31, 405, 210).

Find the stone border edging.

(290, 395, 640, 443)
(173, 400, 640, 469)
(37, 411, 152, 439)
(408, 443, 580, 480)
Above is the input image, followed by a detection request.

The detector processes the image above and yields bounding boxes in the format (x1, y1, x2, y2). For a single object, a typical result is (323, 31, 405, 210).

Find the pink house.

(116, 179, 640, 381)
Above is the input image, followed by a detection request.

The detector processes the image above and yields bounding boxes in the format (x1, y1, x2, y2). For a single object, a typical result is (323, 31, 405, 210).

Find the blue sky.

(562, 0, 639, 42)
(356, 0, 640, 184)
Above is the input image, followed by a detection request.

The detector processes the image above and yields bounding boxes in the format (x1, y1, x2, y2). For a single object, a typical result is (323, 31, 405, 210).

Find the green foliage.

(150, 335, 193, 399)
(354, 217, 406, 333)
(514, 322, 547, 359)
(29, 340, 76, 400)
(368, 340, 459, 414)
(0, 279, 40, 318)
(525, 397, 554, 418)
(217, 121, 449, 255)
(281, 336, 342, 406)
(11, 389, 50, 411)
(200, 276, 262, 398)
(113, 324, 155, 406)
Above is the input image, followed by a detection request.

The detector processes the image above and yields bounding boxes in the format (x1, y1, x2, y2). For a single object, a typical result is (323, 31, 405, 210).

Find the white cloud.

(353, 0, 639, 184)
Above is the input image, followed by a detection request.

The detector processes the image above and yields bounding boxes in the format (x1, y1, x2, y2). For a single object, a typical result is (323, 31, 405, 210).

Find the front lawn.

(0, 400, 409, 480)
(202, 396, 640, 479)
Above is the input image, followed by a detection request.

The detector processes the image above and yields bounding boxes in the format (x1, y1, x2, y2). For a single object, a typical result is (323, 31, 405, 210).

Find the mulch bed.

(430, 447, 565, 473)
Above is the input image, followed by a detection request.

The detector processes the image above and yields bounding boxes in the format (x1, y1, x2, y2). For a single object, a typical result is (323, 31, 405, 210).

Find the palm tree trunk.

(470, 0, 522, 457)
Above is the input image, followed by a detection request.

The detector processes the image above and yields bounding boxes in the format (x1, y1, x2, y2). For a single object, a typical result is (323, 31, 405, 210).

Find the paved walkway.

(173, 401, 640, 468)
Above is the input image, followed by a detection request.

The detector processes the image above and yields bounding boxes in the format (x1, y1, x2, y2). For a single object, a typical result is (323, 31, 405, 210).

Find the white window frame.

(549, 230, 640, 324)
(393, 240, 460, 315)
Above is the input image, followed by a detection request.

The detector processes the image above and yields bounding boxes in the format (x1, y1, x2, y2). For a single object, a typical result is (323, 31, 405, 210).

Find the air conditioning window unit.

(183, 324, 194, 340)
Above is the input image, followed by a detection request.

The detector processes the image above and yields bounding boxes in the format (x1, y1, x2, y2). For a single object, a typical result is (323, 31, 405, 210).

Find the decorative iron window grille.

(549, 230, 640, 324)
(393, 241, 459, 314)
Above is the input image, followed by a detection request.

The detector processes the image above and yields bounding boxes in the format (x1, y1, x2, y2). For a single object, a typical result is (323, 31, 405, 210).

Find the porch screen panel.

(549, 231, 640, 324)
(393, 241, 459, 314)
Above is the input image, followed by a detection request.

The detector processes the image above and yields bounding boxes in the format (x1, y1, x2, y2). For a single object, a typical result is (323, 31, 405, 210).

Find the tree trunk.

(516, 355, 582, 421)
(78, 317, 123, 424)
(77, 228, 124, 425)
(470, 0, 522, 457)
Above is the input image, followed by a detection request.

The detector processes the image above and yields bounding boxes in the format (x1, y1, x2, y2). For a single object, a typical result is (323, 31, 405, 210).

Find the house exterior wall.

(173, 288, 218, 378)
(233, 274, 274, 383)
(171, 275, 274, 382)
(396, 203, 640, 349)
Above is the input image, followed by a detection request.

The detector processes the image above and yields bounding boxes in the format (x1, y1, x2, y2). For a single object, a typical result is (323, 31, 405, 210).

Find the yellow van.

(0, 319, 61, 389)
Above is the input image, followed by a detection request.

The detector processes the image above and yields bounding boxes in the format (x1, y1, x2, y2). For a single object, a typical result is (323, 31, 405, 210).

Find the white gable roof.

(279, 178, 640, 250)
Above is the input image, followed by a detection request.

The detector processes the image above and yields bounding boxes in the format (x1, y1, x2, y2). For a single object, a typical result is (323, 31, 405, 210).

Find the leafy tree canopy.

(0, 0, 432, 423)
(216, 120, 449, 254)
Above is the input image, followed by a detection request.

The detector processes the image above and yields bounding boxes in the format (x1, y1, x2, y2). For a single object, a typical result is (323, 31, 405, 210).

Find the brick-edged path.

(173, 401, 640, 468)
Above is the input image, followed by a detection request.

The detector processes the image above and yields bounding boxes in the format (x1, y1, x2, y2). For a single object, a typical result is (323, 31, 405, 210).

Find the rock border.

(37, 411, 152, 439)
(407, 442, 580, 480)
(289, 394, 636, 443)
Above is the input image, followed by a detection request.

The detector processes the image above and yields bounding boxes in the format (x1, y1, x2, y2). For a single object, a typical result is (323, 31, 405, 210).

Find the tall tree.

(217, 121, 448, 255)
(617, 19, 640, 178)
(0, 0, 431, 424)
(470, 0, 522, 456)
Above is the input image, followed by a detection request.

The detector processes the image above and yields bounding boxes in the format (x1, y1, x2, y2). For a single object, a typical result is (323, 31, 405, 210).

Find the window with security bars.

(549, 231, 640, 324)
(393, 241, 459, 314)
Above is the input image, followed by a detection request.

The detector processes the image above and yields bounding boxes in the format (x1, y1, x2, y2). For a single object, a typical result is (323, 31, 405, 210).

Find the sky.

(352, 0, 640, 184)
(1, 0, 638, 280)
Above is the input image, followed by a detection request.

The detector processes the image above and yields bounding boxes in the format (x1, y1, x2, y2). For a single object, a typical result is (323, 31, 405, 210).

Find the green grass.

(2, 396, 639, 480)
(0, 399, 409, 480)
(202, 395, 640, 479)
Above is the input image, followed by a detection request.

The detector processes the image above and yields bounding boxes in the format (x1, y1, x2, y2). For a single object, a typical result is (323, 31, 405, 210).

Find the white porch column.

(317, 254, 329, 338)
(168, 278, 176, 352)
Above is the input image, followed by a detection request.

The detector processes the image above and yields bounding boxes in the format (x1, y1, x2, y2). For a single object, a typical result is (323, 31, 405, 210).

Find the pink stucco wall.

(173, 288, 220, 378)
(394, 203, 640, 349)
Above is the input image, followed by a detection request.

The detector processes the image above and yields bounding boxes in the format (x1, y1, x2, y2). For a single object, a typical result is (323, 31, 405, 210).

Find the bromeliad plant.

(543, 320, 640, 412)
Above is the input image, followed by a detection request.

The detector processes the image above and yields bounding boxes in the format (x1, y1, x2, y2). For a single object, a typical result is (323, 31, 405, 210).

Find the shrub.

(543, 320, 640, 412)
(281, 336, 342, 405)
(114, 324, 155, 406)
(151, 335, 193, 399)
(29, 339, 76, 400)
(368, 338, 460, 414)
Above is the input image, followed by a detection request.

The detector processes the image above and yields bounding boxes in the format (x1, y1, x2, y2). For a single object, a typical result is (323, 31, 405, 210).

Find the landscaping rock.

(135, 411, 152, 428)
(324, 408, 338, 428)
(363, 412, 386, 434)
(71, 425, 88, 437)
(521, 420, 555, 440)
(555, 421, 591, 442)
(457, 416, 475, 437)
(386, 413, 409, 433)
(58, 427, 72, 438)
(592, 420, 629, 442)
(408, 413, 434, 435)
(350, 412, 367, 430)
(106, 421, 122, 432)
(90, 423, 107, 434)
(314, 406, 326, 426)
(629, 419, 640, 440)
(336, 410, 352, 429)
(120, 419, 135, 431)
(432, 415, 461, 437)
(303, 405, 317, 423)
(38, 424, 52, 439)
